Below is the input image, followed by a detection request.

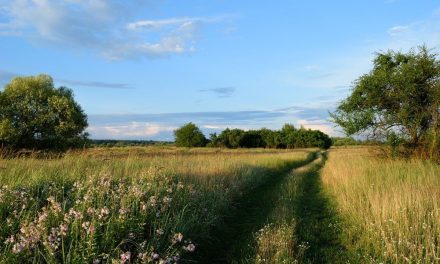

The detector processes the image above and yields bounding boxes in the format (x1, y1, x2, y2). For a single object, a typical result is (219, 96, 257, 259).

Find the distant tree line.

(331, 46, 440, 160)
(91, 140, 172, 148)
(174, 123, 332, 149)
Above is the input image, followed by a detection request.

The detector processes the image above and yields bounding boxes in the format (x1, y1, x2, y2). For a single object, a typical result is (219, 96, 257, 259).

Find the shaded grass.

(293, 152, 347, 263)
(203, 151, 348, 264)
(195, 152, 318, 263)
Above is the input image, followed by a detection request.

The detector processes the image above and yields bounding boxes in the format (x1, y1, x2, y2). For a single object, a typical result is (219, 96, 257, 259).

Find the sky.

(0, 0, 439, 140)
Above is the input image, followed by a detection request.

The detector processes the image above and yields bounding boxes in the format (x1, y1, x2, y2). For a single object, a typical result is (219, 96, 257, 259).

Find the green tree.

(0, 74, 88, 150)
(331, 46, 440, 156)
(280, 123, 297, 148)
(174, 122, 207, 147)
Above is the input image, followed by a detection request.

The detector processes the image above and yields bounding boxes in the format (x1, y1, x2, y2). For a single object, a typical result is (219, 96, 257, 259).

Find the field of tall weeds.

(322, 147, 440, 263)
(0, 148, 311, 263)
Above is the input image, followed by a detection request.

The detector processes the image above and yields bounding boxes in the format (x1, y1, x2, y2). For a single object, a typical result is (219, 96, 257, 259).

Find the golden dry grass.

(322, 148, 440, 263)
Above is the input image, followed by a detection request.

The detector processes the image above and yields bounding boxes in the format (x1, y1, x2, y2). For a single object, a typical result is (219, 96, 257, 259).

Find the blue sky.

(0, 0, 439, 140)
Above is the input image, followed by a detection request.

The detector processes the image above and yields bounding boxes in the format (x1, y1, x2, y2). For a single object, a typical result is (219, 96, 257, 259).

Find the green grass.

(0, 148, 312, 263)
(2, 146, 438, 263)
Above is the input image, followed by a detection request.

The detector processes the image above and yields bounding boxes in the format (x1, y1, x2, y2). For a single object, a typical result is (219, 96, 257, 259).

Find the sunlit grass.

(0, 147, 311, 263)
(322, 148, 440, 263)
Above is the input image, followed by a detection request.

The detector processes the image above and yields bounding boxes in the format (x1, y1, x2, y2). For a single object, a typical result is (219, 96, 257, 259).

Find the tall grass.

(251, 156, 326, 264)
(0, 148, 310, 263)
(322, 147, 440, 263)
(235, 152, 344, 264)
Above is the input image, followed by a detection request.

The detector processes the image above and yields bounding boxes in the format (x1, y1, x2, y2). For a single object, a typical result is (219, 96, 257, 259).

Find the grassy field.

(322, 147, 440, 263)
(0, 147, 313, 263)
(1, 146, 439, 263)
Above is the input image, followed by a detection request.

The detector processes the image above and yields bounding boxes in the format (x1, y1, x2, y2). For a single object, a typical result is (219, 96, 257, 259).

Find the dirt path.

(195, 152, 317, 263)
(194, 151, 347, 264)
(293, 152, 347, 263)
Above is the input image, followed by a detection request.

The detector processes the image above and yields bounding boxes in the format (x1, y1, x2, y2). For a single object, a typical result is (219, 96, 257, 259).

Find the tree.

(331, 46, 440, 156)
(174, 123, 207, 147)
(280, 123, 297, 148)
(0, 74, 88, 150)
(239, 130, 265, 148)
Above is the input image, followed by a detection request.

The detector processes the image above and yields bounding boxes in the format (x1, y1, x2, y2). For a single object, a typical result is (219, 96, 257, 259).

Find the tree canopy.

(331, 46, 440, 157)
(209, 124, 332, 149)
(174, 122, 208, 147)
(0, 74, 88, 150)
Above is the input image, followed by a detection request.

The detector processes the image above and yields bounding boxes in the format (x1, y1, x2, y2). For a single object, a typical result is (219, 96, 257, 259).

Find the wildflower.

(119, 208, 130, 219)
(151, 252, 160, 261)
(82, 221, 95, 235)
(59, 223, 68, 237)
(68, 208, 84, 220)
(140, 202, 148, 211)
(172, 233, 183, 244)
(172, 254, 180, 262)
(87, 207, 95, 215)
(98, 207, 110, 219)
(156, 228, 164, 236)
(44, 227, 61, 253)
(47, 196, 62, 213)
(120, 251, 131, 264)
(4, 235, 15, 244)
(183, 243, 196, 252)
(138, 252, 148, 262)
(162, 196, 172, 205)
(148, 196, 157, 207)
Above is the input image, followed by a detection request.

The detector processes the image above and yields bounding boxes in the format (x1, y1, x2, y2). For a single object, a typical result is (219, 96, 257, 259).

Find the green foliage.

(209, 124, 332, 149)
(0, 74, 88, 150)
(174, 123, 207, 147)
(331, 46, 440, 157)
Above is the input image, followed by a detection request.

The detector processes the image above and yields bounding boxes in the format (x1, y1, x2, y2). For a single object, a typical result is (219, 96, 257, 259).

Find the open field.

(1, 147, 439, 263)
(322, 147, 440, 263)
(0, 148, 314, 263)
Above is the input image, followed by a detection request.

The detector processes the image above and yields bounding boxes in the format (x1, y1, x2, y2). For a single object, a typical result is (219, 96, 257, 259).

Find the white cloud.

(386, 15, 440, 49)
(297, 119, 339, 136)
(0, 1, 228, 60)
(87, 122, 177, 139)
(387, 25, 411, 36)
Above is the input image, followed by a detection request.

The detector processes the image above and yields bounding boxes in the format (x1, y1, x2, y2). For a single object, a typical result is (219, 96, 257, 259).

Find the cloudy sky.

(0, 0, 439, 140)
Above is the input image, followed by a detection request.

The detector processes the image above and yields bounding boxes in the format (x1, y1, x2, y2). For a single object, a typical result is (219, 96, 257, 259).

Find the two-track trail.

(195, 151, 348, 264)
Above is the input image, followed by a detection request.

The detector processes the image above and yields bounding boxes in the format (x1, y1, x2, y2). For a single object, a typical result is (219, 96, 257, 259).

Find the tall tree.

(331, 46, 440, 154)
(0, 74, 88, 150)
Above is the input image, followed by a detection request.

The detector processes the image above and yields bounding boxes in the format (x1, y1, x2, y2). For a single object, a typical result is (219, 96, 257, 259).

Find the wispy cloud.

(0, 1, 230, 60)
(0, 70, 132, 90)
(386, 11, 440, 49)
(57, 79, 132, 89)
(198, 87, 236, 98)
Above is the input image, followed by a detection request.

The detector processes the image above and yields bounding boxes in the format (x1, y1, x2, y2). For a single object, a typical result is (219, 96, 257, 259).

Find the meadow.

(0, 146, 439, 263)
(0, 147, 313, 263)
(322, 147, 440, 263)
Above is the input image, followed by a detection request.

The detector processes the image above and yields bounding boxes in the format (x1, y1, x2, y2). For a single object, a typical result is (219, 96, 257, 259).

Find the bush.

(174, 123, 207, 147)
